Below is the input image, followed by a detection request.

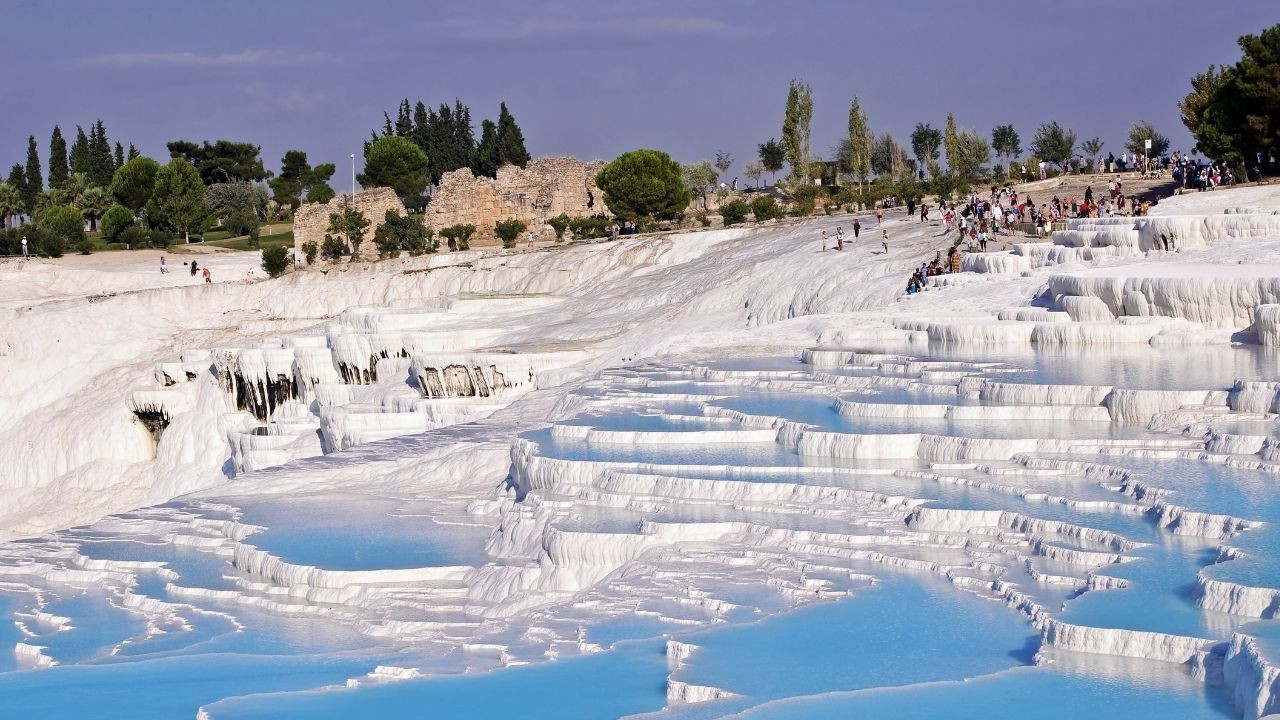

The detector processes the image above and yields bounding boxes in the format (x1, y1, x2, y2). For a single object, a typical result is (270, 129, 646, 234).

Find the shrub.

(39, 204, 86, 248)
(373, 210, 436, 258)
(148, 229, 177, 248)
(696, 213, 711, 227)
(720, 200, 749, 226)
(750, 196, 782, 221)
(301, 240, 318, 264)
(321, 233, 346, 259)
(439, 223, 476, 251)
(790, 184, 820, 216)
(261, 245, 290, 277)
(568, 215, 611, 239)
(117, 224, 147, 249)
(494, 218, 528, 249)
(547, 213, 571, 241)
(100, 205, 134, 243)
(594, 149, 689, 223)
(247, 223, 260, 247)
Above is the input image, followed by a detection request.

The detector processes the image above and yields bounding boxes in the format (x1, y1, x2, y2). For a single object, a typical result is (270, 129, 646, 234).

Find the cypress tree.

(89, 120, 114, 186)
(8, 163, 27, 215)
(127, 143, 139, 161)
(411, 101, 430, 156)
(48, 126, 69, 189)
(114, 141, 125, 169)
(395, 99, 413, 137)
(69, 126, 90, 176)
(451, 100, 475, 172)
(494, 102, 530, 168)
(474, 119, 499, 177)
(22, 136, 41, 210)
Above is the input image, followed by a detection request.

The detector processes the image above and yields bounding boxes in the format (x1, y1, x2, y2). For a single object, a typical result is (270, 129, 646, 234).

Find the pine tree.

(474, 119, 499, 177)
(451, 100, 476, 174)
(114, 141, 125, 169)
(127, 144, 139, 161)
(22, 136, 41, 211)
(48, 126, 69, 189)
(411, 100, 430, 155)
(494, 102, 530, 169)
(69, 126, 90, 176)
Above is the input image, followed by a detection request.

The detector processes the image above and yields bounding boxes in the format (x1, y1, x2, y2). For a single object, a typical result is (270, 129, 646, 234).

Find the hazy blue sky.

(2, 0, 1275, 184)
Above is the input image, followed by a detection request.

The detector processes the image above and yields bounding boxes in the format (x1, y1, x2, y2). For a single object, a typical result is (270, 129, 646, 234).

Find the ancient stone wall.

(426, 157, 607, 245)
(293, 187, 405, 263)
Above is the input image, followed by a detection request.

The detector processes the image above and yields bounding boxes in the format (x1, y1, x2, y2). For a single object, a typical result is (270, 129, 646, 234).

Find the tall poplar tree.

(48, 126, 69, 189)
(846, 97, 872, 192)
(780, 80, 814, 185)
(943, 113, 959, 175)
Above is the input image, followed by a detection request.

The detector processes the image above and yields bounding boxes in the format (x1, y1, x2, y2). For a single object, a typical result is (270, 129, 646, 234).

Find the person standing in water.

(190, 259, 199, 277)
(160, 256, 168, 274)
(881, 228, 889, 254)
(202, 266, 211, 284)
(835, 227, 845, 251)
(876, 205, 884, 225)
(853, 219, 861, 239)
(820, 230, 828, 252)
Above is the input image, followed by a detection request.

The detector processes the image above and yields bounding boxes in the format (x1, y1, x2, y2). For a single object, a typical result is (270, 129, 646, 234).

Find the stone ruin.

(293, 187, 406, 264)
(292, 157, 606, 261)
(426, 156, 608, 245)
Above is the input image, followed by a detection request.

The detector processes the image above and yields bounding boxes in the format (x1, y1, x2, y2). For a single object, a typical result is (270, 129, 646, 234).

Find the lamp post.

(350, 154, 356, 211)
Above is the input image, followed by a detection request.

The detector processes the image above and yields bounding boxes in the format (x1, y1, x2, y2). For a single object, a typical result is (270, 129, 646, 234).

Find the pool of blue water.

(236, 495, 491, 571)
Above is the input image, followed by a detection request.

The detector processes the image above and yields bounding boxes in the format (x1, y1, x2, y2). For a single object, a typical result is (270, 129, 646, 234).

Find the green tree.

(681, 161, 718, 211)
(494, 102, 531, 168)
(301, 240, 319, 264)
(991, 124, 1021, 167)
(1125, 121, 1170, 157)
(547, 213, 571, 241)
(100, 204, 134, 242)
(951, 130, 991, 179)
(595, 149, 689, 223)
(147, 158, 208, 238)
(359, 135, 429, 203)
(69, 127, 89, 176)
(166, 140, 268, 184)
(327, 207, 370, 259)
(910, 123, 942, 179)
(206, 182, 266, 221)
(270, 150, 312, 210)
(79, 186, 110, 232)
(749, 195, 782, 221)
(6, 165, 27, 221)
(39, 204, 85, 249)
(743, 161, 764, 189)
(1081, 137, 1105, 170)
(757, 139, 785, 185)
(88, 120, 115, 187)
(114, 141, 125, 169)
(943, 114, 959, 175)
(111, 156, 160, 214)
(127, 143, 139, 161)
(1184, 23, 1280, 167)
(781, 79, 814, 184)
(306, 163, 336, 203)
(261, 245, 290, 277)
(48, 126, 69, 189)
(494, 217, 528, 249)
(845, 98, 873, 191)
(1030, 122, 1077, 171)
(0, 182, 21, 229)
(714, 151, 734, 177)
(473, 119, 500, 178)
(62, 172, 90, 208)
(22, 136, 42, 211)
(373, 209, 434, 257)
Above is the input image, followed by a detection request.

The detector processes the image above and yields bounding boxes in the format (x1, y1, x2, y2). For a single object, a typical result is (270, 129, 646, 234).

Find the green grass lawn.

(205, 229, 293, 252)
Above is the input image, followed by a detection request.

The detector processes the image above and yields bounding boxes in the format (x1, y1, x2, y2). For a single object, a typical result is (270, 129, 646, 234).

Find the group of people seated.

(905, 247, 962, 294)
